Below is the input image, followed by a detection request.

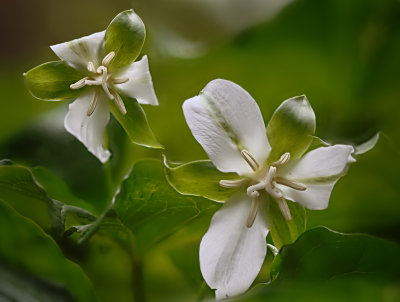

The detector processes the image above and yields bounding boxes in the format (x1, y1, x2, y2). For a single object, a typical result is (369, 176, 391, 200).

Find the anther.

(272, 152, 290, 167)
(274, 177, 307, 191)
(87, 91, 99, 116)
(87, 62, 96, 73)
(102, 51, 115, 67)
(113, 77, 130, 84)
(246, 195, 260, 228)
(70, 77, 88, 90)
(219, 179, 247, 188)
(111, 91, 127, 115)
(276, 197, 292, 221)
(241, 150, 260, 171)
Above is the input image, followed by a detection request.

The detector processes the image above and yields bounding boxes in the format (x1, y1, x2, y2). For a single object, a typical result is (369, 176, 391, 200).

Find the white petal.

(114, 55, 158, 105)
(277, 145, 354, 210)
(183, 79, 270, 175)
(64, 91, 111, 163)
(200, 193, 269, 299)
(51, 31, 105, 72)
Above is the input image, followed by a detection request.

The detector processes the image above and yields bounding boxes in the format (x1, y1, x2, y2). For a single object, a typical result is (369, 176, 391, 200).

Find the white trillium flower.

(51, 31, 158, 162)
(182, 79, 355, 299)
(24, 10, 161, 163)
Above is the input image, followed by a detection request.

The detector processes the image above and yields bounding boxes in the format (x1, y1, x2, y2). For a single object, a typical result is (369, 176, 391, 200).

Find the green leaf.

(105, 9, 145, 70)
(267, 198, 306, 249)
(266, 95, 316, 163)
(0, 201, 96, 301)
(275, 227, 400, 281)
(110, 95, 163, 149)
(0, 261, 75, 302)
(0, 164, 64, 238)
(114, 159, 219, 251)
(24, 61, 85, 101)
(354, 132, 380, 155)
(163, 158, 241, 202)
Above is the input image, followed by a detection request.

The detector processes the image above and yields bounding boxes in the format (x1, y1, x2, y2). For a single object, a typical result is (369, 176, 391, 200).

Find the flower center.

(219, 150, 307, 228)
(70, 51, 129, 116)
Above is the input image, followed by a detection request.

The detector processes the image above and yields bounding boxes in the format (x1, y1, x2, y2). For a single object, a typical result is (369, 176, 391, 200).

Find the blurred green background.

(1, 0, 400, 301)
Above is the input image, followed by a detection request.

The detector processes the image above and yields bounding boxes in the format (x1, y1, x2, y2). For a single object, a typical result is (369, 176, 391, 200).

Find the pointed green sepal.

(110, 95, 163, 149)
(23, 61, 86, 101)
(164, 158, 242, 202)
(105, 9, 146, 70)
(267, 95, 316, 163)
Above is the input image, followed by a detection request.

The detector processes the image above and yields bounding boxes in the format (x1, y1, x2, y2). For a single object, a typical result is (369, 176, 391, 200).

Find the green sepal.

(164, 158, 242, 202)
(354, 132, 380, 155)
(267, 95, 316, 163)
(23, 61, 86, 101)
(267, 198, 306, 249)
(110, 95, 163, 149)
(105, 9, 145, 70)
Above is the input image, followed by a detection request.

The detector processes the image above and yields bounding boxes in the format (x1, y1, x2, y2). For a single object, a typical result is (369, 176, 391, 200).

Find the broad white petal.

(114, 55, 158, 105)
(277, 145, 354, 210)
(64, 91, 111, 163)
(51, 31, 105, 72)
(183, 79, 271, 175)
(200, 193, 269, 299)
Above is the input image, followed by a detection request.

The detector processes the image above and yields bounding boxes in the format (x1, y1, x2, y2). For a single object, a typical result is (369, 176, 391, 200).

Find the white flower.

(51, 30, 158, 163)
(182, 79, 354, 299)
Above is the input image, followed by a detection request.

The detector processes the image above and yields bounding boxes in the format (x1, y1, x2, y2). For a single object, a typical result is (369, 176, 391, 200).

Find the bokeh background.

(1, 0, 400, 301)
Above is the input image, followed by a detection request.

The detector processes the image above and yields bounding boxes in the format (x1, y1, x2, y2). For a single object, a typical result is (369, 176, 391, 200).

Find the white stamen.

(274, 177, 307, 191)
(246, 196, 260, 228)
(272, 152, 290, 167)
(219, 179, 247, 188)
(70, 77, 88, 90)
(87, 91, 99, 116)
(276, 197, 292, 221)
(96, 66, 114, 100)
(87, 62, 96, 73)
(241, 150, 260, 171)
(102, 51, 115, 67)
(111, 90, 127, 115)
(113, 77, 130, 84)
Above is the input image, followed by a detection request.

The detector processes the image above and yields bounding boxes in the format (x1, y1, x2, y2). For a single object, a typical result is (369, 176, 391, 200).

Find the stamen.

(271, 152, 290, 167)
(87, 91, 99, 116)
(111, 90, 127, 115)
(276, 197, 292, 221)
(102, 51, 115, 67)
(219, 179, 247, 188)
(246, 196, 260, 228)
(97, 66, 114, 100)
(70, 77, 88, 90)
(87, 62, 96, 73)
(241, 150, 260, 171)
(113, 77, 130, 84)
(274, 177, 307, 191)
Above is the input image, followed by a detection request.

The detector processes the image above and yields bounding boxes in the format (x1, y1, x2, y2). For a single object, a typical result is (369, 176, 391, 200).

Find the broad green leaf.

(0, 164, 64, 238)
(241, 227, 400, 302)
(163, 158, 241, 202)
(105, 9, 145, 70)
(24, 61, 85, 101)
(266, 95, 316, 163)
(0, 162, 97, 240)
(267, 197, 306, 249)
(274, 227, 400, 281)
(110, 95, 163, 149)
(0, 262, 75, 302)
(0, 201, 96, 301)
(114, 159, 219, 251)
(354, 132, 380, 155)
